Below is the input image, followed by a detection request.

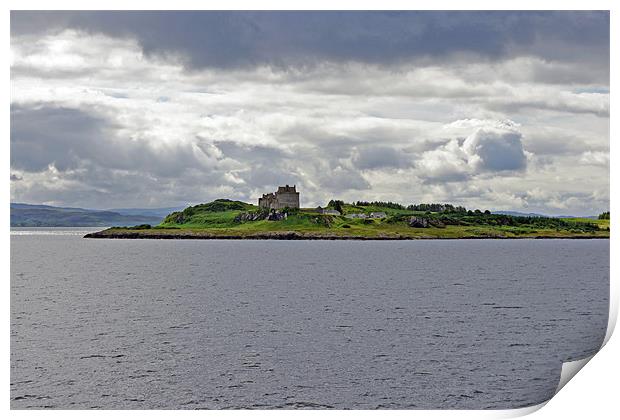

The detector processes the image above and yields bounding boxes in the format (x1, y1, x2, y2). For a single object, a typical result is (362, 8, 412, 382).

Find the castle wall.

(258, 186, 300, 210)
(275, 192, 300, 209)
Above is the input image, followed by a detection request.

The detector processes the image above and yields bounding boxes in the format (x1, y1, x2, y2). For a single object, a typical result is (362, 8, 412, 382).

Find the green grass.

(160, 210, 241, 228)
(159, 199, 257, 227)
(564, 217, 610, 230)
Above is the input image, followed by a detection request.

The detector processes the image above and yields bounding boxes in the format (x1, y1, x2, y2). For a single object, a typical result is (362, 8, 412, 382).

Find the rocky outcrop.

(408, 216, 446, 228)
(165, 211, 186, 224)
(267, 211, 288, 221)
(429, 219, 445, 228)
(234, 211, 267, 222)
(409, 216, 430, 228)
(234, 210, 288, 222)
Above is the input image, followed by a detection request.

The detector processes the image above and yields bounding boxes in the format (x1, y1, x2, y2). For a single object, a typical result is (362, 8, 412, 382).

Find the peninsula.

(85, 187, 609, 240)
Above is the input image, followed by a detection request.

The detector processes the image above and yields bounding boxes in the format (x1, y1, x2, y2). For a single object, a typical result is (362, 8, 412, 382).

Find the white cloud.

(417, 123, 527, 182)
(417, 140, 471, 182)
(579, 151, 609, 166)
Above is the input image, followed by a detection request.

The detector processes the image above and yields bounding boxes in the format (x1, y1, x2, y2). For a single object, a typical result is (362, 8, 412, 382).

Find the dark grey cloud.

(238, 166, 301, 190)
(9, 105, 249, 207)
(11, 106, 109, 172)
(352, 146, 410, 170)
(418, 169, 472, 185)
(214, 140, 289, 162)
(212, 140, 305, 191)
(11, 163, 234, 209)
(486, 96, 609, 117)
(320, 167, 371, 192)
(521, 131, 592, 156)
(10, 105, 210, 177)
(11, 11, 609, 72)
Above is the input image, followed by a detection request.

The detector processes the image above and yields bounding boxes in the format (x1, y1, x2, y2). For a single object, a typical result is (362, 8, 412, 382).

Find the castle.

(258, 185, 300, 210)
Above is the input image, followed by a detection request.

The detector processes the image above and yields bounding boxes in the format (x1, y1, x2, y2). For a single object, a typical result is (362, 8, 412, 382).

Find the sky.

(10, 11, 610, 215)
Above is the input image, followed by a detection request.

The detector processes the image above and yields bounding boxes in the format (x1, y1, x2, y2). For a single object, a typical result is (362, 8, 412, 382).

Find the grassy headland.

(85, 199, 610, 240)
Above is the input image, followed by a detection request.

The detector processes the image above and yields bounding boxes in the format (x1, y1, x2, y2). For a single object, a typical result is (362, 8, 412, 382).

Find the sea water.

(10, 230, 609, 409)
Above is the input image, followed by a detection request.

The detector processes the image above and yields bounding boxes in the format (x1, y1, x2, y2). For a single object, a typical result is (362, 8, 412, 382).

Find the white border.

(4, 1, 616, 419)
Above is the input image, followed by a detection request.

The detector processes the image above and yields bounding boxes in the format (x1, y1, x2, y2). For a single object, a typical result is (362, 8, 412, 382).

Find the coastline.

(84, 229, 609, 240)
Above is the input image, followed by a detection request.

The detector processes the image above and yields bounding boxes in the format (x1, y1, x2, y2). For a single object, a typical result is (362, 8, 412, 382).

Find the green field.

(88, 199, 610, 240)
(564, 217, 610, 230)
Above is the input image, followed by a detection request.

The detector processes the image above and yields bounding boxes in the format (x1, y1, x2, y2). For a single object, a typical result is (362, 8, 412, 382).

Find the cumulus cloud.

(463, 128, 527, 171)
(416, 140, 472, 183)
(417, 124, 527, 183)
(444, 118, 519, 130)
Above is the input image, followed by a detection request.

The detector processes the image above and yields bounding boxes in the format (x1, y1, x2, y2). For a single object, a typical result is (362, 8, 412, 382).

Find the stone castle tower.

(258, 185, 300, 210)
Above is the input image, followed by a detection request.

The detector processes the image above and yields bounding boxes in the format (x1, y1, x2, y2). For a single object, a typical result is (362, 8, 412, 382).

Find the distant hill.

(10, 203, 163, 227)
(493, 211, 549, 218)
(107, 206, 185, 218)
(493, 210, 597, 219)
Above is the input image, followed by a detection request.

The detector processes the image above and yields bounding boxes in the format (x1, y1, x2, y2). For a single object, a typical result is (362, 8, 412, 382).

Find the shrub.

(131, 224, 152, 230)
(357, 200, 405, 210)
(328, 200, 344, 214)
(599, 211, 610, 220)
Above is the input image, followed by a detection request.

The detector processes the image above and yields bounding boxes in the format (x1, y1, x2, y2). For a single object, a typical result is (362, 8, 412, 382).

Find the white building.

(345, 213, 368, 219)
(316, 207, 341, 216)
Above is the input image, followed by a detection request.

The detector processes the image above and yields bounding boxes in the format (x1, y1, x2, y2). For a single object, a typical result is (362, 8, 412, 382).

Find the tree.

(406, 203, 467, 213)
(328, 199, 344, 214)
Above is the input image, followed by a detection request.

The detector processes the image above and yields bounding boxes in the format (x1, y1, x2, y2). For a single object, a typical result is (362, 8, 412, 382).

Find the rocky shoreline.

(84, 230, 607, 240)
